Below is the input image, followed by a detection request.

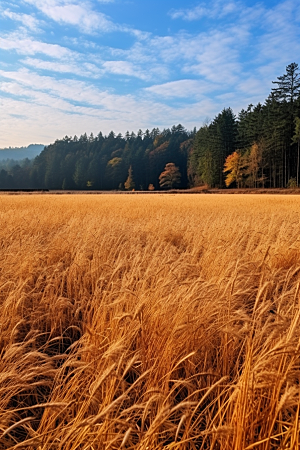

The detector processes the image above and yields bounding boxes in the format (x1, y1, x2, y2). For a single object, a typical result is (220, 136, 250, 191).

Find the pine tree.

(292, 117, 300, 186)
(191, 125, 218, 187)
(271, 64, 300, 184)
(263, 94, 286, 187)
(272, 63, 300, 105)
(209, 108, 237, 186)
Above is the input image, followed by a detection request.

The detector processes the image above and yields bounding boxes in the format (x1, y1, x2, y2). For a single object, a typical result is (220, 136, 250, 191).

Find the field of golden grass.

(0, 194, 300, 449)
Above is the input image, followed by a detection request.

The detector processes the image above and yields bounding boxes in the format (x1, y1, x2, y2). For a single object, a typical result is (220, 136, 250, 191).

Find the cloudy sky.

(0, 0, 299, 147)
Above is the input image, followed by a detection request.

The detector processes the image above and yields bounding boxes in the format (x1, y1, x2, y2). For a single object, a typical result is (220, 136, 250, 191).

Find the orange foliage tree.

(124, 166, 135, 190)
(159, 163, 181, 189)
(223, 151, 246, 188)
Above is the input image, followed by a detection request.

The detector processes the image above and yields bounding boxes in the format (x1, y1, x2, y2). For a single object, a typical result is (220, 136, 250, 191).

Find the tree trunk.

(297, 141, 300, 187)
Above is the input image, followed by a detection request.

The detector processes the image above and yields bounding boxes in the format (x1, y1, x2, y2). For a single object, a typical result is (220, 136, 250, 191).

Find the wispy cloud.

(256, 1, 300, 67)
(180, 33, 243, 84)
(102, 60, 149, 81)
(1, 9, 42, 31)
(1, 0, 300, 147)
(0, 68, 107, 106)
(0, 93, 219, 147)
(0, 31, 74, 58)
(22, 0, 116, 33)
(169, 0, 241, 21)
(23, 56, 153, 82)
(115, 27, 247, 85)
(0, 66, 214, 146)
(23, 57, 102, 78)
(145, 79, 217, 98)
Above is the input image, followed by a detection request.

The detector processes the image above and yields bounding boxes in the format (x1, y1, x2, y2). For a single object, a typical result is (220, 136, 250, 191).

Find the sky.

(0, 0, 300, 147)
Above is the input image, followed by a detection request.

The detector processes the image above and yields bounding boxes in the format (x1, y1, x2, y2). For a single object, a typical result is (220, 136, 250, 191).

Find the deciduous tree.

(124, 165, 135, 190)
(159, 163, 181, 189)
(223, 151, 246, 188)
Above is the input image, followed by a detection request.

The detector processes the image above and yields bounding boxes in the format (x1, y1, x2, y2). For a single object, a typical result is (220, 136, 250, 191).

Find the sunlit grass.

(0, 194, 299, 449)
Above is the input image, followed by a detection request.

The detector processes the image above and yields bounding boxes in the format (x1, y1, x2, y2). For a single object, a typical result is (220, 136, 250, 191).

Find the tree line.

(1, 63, 299, 190)
(0, 125, 192, 190)
(190, 62, 300, 188)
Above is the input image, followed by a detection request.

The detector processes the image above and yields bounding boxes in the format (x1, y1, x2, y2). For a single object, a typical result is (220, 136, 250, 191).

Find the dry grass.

(0, 194, 300, 449)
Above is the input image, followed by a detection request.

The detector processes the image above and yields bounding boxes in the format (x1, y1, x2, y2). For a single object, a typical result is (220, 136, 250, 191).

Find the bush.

(287, 177, 297, 188)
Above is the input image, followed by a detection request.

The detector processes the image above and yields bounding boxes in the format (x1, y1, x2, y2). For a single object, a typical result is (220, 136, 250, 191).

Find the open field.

(0, 194, 300, 449)
(1, 188, 300, 195)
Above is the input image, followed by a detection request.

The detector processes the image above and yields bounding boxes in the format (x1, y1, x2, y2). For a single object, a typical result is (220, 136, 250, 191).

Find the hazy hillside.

(0, 144, 44, 161)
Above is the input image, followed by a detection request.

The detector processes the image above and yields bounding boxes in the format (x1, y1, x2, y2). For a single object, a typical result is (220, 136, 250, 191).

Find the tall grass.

(0, 194, 299, 449)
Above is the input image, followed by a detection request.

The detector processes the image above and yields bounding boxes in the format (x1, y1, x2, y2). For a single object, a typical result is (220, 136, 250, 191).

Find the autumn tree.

(191, 108, 237, 187)
(223, 151, 246, 188)
(124, 165, 135, 190)
(159, 163, 181, 189)
(244, 142, 265, 188)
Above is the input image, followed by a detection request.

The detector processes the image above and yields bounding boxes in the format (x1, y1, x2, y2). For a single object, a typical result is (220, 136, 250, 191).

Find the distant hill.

(0, 144, 45, 161)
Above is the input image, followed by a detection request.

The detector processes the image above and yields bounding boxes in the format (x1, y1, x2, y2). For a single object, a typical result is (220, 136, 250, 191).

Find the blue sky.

(0, 0, 299, 147)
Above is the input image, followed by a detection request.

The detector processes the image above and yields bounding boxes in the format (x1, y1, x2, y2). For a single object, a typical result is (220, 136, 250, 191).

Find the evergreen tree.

(292, 117, 300, 186)
(271, 63, 300, 184)
(272, 63, 300, 105)
(191, 124, 218, 187)
(191, 109, 237, 187)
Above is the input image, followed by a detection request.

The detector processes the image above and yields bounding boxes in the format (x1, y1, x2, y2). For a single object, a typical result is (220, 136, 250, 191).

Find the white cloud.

(22, 0, 116, 33)
(169, 0, 242, 21)
(1, 0, 300, 148)
(120, 28, 246, 85)
(23, 57, 102, 78)
(256, 1, 300, 67)
(0, 68, 107, 106)
(264, 0, 300, 30)
(236, 77, 268, 98)
(170, 5, 209, 21)
(145, 79, 217, 98)
(0, 67, 219, 147)
(2, 9, 42, 31)
(0, 92, 220, 147)
(0, 32, 74, 58)
(102, 60, 148, 80)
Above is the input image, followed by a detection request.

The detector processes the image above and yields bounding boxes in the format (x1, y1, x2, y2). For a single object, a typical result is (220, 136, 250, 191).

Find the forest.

(1, 62, 299, 190)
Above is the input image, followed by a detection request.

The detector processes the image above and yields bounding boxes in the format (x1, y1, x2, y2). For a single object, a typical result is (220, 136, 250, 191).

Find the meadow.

(0, 193, 299, 449)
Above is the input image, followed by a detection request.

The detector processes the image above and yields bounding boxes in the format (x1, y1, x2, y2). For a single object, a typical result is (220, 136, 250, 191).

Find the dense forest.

(1, 63, 300, 190)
